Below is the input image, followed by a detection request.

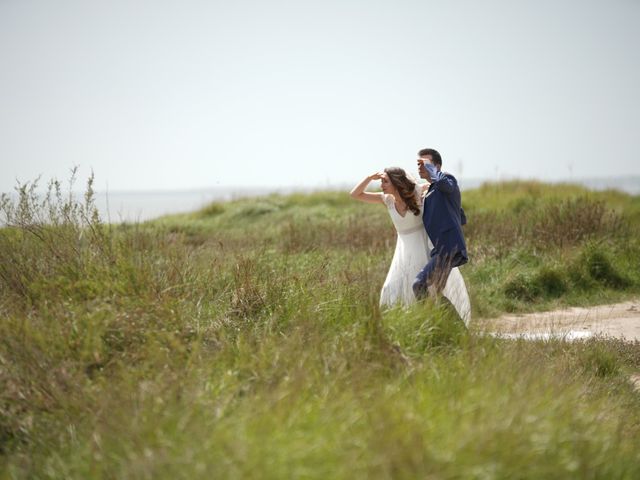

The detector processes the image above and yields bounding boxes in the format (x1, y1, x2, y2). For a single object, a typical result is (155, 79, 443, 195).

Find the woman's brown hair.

(384, 167, 420, 216)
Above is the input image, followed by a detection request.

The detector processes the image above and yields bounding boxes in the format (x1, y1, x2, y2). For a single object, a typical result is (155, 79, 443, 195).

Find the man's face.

(417, 155, 434, 181)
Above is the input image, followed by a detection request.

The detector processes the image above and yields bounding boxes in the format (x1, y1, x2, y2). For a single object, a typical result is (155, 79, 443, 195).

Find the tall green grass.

(1, 176, 640, 478)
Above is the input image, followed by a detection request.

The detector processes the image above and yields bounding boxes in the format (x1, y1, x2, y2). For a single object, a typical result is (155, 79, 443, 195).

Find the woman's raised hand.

(350, 171, 387, 204)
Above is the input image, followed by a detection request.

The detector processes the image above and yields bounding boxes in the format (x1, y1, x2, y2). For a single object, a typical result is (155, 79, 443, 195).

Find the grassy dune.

(1, 177, 640, 478)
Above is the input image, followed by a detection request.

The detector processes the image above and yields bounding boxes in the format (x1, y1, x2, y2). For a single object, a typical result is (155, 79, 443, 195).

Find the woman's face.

(380, 173, 395, 194)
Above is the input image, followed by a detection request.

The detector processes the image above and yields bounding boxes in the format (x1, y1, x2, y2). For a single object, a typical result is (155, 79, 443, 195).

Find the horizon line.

(3, 174, 640, 196)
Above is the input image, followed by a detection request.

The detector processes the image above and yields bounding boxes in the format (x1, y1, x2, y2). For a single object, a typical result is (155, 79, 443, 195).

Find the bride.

(350, 167, 471, 326)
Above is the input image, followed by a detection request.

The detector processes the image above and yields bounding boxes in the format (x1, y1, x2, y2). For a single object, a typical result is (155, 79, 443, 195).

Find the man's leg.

(413, 256, 436, 300)
(412, 253, 453, 300)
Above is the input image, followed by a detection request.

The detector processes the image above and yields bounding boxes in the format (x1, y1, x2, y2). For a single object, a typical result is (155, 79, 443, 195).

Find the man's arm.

(424, 164, 456, 193)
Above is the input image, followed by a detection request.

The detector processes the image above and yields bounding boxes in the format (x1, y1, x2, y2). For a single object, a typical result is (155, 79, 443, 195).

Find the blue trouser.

(412, 252, 454, 300)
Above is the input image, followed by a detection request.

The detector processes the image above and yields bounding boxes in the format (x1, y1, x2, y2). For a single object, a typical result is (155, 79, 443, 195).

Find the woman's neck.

(393, 192, 407, 208)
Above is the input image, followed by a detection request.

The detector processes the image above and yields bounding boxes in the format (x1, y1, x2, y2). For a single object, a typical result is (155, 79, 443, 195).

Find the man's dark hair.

(418, 148, 442, 167)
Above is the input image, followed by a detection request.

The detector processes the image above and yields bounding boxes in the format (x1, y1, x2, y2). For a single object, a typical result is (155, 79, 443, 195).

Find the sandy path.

(479, 299, 640, 342)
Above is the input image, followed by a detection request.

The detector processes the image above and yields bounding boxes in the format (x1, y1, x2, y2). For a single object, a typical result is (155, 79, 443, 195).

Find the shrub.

(536, 266, 568, 298)
(198, 202, 225, 217)
(580, 243, 630, 289)
(464, 194, 626, 253)
(533, 197, 624, 248)
(0, 169, 114, 304)
(503, 272, 542, 301)
(502, 266, 568, 302)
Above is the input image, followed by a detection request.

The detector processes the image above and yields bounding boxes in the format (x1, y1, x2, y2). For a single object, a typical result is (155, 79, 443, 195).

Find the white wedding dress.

(380, 187, 472, 326)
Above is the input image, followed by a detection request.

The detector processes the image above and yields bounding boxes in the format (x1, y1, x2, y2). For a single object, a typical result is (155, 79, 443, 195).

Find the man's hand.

(417, 158, 436, 183)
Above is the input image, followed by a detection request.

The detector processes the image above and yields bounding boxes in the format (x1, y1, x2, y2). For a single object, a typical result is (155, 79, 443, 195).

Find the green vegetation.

(1, 175, 640, 478)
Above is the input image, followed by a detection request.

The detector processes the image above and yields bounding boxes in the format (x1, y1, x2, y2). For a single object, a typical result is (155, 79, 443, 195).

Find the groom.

(413, 148, 468, 299)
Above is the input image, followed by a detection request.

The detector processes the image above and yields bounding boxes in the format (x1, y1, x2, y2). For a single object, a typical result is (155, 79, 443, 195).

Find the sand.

(479, 299, 640, 342)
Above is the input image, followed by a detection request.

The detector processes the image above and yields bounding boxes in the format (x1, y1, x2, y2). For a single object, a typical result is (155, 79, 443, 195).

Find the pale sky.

(1, 0, 639, 193)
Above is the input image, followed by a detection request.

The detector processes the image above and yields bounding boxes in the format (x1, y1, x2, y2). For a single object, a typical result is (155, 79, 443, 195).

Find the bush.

(464, 192, 627, 253)
(533, 197, 625, 248)
(536, 266, 568, 298)
(503, 272, 541, 301)
(579, 243, 630, 289)
(198, 202, 225, 217)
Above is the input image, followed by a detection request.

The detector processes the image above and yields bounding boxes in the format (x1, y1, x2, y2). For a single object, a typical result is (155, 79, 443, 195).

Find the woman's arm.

(350, 173, 385, 204)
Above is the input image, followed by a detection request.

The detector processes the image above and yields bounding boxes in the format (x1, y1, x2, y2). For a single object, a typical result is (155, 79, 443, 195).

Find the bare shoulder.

(382, 193, 395, 206)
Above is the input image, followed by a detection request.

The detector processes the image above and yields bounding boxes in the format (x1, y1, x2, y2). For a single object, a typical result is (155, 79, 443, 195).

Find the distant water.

(4, 177, 640, 223)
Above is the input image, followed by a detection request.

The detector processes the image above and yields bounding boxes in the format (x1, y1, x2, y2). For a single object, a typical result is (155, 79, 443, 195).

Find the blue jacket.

(422, 165, 468, 267)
